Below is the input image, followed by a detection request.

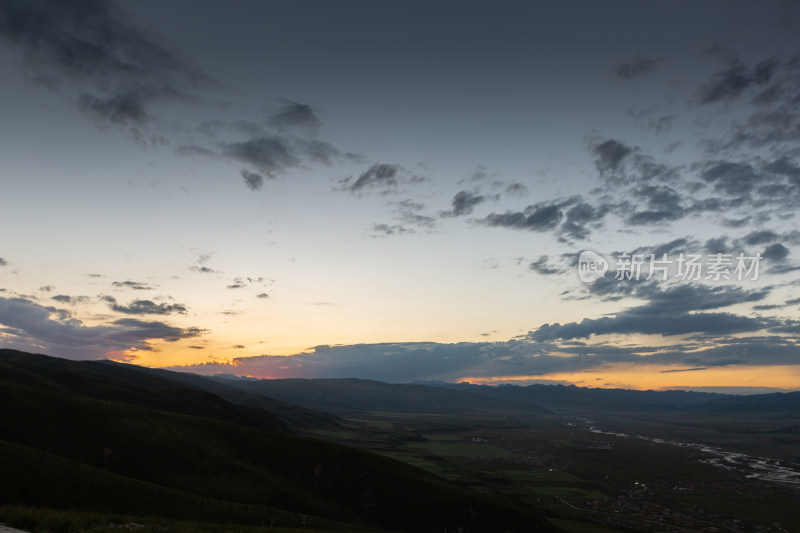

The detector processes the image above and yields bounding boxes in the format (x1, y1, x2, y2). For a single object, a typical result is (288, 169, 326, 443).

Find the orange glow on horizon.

(459, 364, 800, 391)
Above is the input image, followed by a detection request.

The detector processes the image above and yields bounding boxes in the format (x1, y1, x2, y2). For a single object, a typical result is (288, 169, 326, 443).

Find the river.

(568, 418, 800, 487)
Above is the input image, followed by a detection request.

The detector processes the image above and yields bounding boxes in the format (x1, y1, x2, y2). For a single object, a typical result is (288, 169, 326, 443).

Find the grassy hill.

(0, 350, 557, 532)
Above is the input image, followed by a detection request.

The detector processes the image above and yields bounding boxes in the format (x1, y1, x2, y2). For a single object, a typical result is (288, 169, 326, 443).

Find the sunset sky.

(1, 0, 799, 393)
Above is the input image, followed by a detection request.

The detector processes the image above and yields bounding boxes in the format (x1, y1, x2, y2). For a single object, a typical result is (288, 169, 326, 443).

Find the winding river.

(568, 418, 800, 486)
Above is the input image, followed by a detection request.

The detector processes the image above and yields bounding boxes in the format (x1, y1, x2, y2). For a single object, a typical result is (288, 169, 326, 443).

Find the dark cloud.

(529, 256, 561, 276)
(766, 156, 800, 179)
(111, 317, 203, 343)
(111, 280, 154, 290)
(482, 203, 563, 232)
(0, 296, 202, 360)
(616, 56, 663, 80)
(396, 200, 436, 228)
(744, 230, 779, 245)
(166, 333, 800, 382)
(593, 139, 633, 174)
(102, 296, 187, 315)
(169, 341, 501, 383)
(660, 367, 707, 373)
(0, 257, 6, 266)
(240, 169, 265, 191)
(341, 163, 403, 193)
(77, 91, 148, 125)
(441, 190, 485, 217)
(371, 223, 414, 236)
(189, 254, 218, 274)
(531, 312, 771, 341)
(705, 57, 800, 150)
(532, 283, 773, 341)
(695, 58, 778, 104)
(763, 242, 789, 261)
(560, 200, 610, 240)
(51, 294, 89, 305)
(626, 185, 685, 225)
(0, 0, 205, 128)
(256, 293, 269, 299)
(704, 236, 732, 254)
(700, 161, 763, 196)
(221, 136, 299, 178)
(225, 276, 264, 289)
(268, 101, 321, 131)
(504, 183, 529, 196)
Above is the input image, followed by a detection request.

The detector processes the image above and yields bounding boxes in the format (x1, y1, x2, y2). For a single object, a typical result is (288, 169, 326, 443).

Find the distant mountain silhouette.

(214, 376, 550, 415)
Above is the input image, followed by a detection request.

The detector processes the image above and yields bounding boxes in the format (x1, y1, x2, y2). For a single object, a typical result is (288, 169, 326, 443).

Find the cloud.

(593, 139, 633, 174)
(481, 196, 609, 240)
(256, 293, 269, 299)
(702, 57, 800, 150)
(701, 161, 761, 196)
(0, 296, 202, 360)
(395, 199, 436, 229)
(695, 58, 778, 104)
(221, 136, 299, 178)
(744, 230, 779, 245)
(763, 243, 789, 261)
(0, 257, 6, 266)
(482, 203, 563, 232)
(189, 254, 218, 274)
(504, 183, 529, 196)
(219, 132, 342, 181)
(631, 184, 683, 213)
(240, 169, 265, 190)
(166, 334, 800, 383)
(530, 283, 774, 341)
(225, 276, 265, 290)
(560, 200, 610, 239)
(0, 0, 205, 128)
(112, 280, 154, 290)
(268, 100, 321, 131)
(529, 256, 561, 275)
(371, 223, 414, 236)
(51, 294, 89, 305)
(615, 56, 663, 80)
(340, 163, 403, 193)
(441, 190, 485, 217)
(78, 91, 148, 125)
(102, 296, 187, 315)
(530, 312, 773, 341)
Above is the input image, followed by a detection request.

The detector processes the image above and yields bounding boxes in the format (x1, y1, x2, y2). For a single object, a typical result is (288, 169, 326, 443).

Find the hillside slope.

(0, 350, 557, 532)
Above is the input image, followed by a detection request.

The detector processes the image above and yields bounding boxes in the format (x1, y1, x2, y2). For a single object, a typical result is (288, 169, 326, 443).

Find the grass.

(672, 493, 800, 531)
(0, 374, 557, 533)
(406, 439, 515, 459)
(0, 506, 364, 533)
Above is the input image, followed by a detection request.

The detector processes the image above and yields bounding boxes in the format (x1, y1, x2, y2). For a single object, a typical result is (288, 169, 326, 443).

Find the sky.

(1, 0, 800, 393)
